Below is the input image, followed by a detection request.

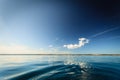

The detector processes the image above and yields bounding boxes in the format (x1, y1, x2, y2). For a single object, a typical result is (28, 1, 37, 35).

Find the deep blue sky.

(0, 0, 120, 54)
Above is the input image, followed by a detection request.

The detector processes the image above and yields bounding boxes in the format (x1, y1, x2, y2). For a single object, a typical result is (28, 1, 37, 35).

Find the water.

(0, 55, 120, 80)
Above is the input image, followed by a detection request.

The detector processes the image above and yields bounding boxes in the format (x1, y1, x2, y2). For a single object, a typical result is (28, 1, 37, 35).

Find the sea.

(0, 55, 120, 80)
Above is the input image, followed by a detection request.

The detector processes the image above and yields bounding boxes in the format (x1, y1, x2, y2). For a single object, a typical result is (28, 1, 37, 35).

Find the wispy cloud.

(0, 44, 37, 54)
(0, 43, 70, 54)
(63, 38, 89, 49)
(91, 27, 120, 38)
(48, 45, 53, 48)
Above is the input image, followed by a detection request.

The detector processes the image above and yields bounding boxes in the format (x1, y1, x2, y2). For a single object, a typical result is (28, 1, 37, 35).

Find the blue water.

(0, 55, 120, 80)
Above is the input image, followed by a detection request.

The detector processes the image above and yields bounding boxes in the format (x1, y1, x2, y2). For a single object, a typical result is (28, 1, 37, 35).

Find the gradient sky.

(0, 0, 120, 54)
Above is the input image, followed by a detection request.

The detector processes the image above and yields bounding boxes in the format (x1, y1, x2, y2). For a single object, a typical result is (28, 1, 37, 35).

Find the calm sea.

(0, 55, 120, 80)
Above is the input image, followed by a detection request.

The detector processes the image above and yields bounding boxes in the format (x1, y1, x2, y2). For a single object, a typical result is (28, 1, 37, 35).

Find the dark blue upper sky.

(0, 0, 120, 54)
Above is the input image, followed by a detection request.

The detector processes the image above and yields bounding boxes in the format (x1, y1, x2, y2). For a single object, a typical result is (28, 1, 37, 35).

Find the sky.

(0, 0, 120, 54)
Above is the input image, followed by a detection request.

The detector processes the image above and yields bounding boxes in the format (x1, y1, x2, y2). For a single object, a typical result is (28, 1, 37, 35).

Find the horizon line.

(0, 54, 120, 56)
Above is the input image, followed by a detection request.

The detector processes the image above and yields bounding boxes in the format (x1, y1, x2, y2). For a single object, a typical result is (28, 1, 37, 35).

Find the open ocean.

(0, 55, 120, 80)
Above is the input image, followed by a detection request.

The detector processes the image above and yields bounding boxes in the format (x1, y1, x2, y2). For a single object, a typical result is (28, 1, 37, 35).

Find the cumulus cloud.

(63, 38, 89, 49)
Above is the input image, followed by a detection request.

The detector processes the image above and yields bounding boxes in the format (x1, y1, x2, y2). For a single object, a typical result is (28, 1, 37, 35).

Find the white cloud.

(63, 38, 89, 49)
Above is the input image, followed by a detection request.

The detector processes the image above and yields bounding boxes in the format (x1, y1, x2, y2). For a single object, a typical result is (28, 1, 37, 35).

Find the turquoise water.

(0, 55, 120, 80)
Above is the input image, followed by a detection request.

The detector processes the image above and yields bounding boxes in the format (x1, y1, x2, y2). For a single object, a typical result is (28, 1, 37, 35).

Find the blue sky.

(0, 0, 120, 54)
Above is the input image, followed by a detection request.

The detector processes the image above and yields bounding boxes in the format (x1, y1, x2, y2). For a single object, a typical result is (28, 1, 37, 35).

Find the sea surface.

(0, 55, 120, 80)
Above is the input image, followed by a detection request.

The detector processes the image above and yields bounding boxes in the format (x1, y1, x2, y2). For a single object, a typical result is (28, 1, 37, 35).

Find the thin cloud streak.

(90, 27, 120, 38)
